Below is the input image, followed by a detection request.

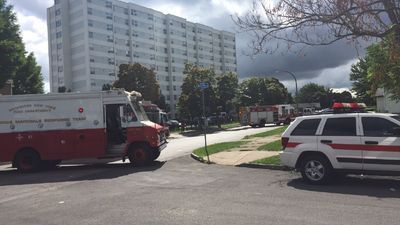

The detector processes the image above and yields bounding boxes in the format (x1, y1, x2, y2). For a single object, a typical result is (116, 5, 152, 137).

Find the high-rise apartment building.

(47, 0, 237, 116)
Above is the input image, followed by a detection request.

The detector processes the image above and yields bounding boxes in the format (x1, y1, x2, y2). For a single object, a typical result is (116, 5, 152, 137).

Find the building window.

(174, 95, 177, 100)
(106, 12, 112, 19)
(58, 66, 63, 72)
(55, 0, 60, 4)
(56, 32, 62, 38)
(56, 20, 61, 27)
(55, 9, 61, 16)
(90, 68, 95, 74)
(57, 43, 62, 49)
(173, 86, 176, 91)
(87, 8, 92, 15)
(105, 1, 112, 8)
(88, 32, 93, 38)
(166, 86, 170, 91)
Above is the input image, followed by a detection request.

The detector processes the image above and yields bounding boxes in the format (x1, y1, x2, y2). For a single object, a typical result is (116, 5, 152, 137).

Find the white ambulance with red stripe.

(0, 89, 167, 171)
(280, 104, 400, 184)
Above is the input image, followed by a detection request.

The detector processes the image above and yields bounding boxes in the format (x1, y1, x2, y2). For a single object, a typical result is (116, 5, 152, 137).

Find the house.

(376, 88, 400, 113)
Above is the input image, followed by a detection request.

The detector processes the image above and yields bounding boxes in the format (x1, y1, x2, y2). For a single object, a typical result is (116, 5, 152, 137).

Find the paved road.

(0, 157, 399, 225)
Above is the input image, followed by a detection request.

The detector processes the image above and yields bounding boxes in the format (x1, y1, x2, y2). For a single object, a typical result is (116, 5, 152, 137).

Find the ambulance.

(0, 89, 167, 171)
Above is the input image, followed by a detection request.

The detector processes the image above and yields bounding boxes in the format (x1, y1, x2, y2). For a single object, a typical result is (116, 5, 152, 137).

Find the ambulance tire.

(128, 144, 151, 166)
(300, 155, 332, 185)
(152, 150, 161, 161)
(15, 149, 41, 172)
(260, 120, 266, 127)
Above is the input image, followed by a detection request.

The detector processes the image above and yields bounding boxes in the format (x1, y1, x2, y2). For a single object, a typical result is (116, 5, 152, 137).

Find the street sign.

(199, 82, 209, 89)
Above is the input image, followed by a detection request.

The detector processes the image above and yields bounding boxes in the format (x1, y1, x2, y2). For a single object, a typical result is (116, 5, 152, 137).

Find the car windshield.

(131, 100, 149, 121)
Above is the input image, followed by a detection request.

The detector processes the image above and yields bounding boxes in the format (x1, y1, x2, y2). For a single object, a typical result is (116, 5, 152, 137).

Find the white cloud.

(14, 11, 50, 92)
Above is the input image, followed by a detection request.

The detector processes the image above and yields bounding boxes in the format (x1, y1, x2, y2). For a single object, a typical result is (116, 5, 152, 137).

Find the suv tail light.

(281, 137, 289, 150)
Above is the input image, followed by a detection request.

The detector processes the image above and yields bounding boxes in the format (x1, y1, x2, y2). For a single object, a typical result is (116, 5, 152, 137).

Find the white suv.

(280, 113, 400, 184)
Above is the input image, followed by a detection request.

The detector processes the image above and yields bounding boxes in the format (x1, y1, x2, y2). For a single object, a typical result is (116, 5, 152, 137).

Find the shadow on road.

(287, 176, 400, 198)
(0, 161, 166, 186)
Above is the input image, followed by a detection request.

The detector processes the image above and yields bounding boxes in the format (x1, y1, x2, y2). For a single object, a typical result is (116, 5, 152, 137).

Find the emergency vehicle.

(0, 89, 167, 171)
(141, 101, 170, 137)
(280, 103, 400, 184)
(239, 106, 279, 127)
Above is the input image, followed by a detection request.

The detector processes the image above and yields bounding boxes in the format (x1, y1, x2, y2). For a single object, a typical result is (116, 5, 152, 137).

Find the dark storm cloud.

(8, 0, 369, 90)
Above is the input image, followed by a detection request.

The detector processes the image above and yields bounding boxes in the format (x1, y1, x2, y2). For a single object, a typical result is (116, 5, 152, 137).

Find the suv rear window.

(322, 117, 357, 136)
(362, 117, 400, 137)
(291, 119, 321, 136)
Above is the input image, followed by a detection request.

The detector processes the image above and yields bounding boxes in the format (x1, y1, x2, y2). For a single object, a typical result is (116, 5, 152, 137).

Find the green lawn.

(243, 125, 288, 139)
(193, 141, 248, 157)
(220, 122, 241, 129)
(257, 140, 282, 151)
(252, 155, 281, 165)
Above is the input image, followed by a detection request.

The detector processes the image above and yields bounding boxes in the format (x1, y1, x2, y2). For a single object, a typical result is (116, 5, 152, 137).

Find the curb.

(237, 163, 291, 171)
(191, 153, 206, 163)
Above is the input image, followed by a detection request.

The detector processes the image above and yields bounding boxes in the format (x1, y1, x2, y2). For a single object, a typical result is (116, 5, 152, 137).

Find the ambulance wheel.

(15, 149, 41, 172)
(152, 150, 161, 160)
(128, 144, 151, 166)
(300, 155, 332, 185)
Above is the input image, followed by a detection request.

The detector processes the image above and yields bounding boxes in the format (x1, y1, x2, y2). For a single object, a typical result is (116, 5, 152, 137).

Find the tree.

(349, 58, 375, 105)
(58, 86, 67, 93)
(178, 64, 217, 120)
(114, 63, 160, 102)
(296, 83, 337, 108)
(239, 77, 289, 106)
(332, 91, 354, 103)
(367, 37, 400, 99)
(235, 0, 400, 54)
(102, 83, 112, 91)
(216, 72, 239, 113)
(154, 94, 167, 111)
(0, 0, 26, 88)
(13, 53, 44, 95)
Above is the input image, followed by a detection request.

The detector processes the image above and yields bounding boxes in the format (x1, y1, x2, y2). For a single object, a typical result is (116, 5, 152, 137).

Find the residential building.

(47, 0, 237, 117)
(376, 88, 400, 113)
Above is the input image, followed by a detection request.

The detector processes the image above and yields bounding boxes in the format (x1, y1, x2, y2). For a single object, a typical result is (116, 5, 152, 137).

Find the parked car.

(280, 112, 400, 184)
(167, 120, 181, 129)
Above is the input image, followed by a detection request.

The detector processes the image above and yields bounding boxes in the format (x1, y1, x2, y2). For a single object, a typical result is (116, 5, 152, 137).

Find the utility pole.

(199, 82, 210, 164)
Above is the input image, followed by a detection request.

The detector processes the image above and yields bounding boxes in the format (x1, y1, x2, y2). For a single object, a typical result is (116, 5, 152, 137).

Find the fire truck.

(141, 101, 170, 137)
(239, 105, 279, 127)
(0, 89, 167, 171)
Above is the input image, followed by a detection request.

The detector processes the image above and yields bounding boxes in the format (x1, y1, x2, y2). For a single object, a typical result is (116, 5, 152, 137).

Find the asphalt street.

(1, 126, 400, 225)
(0, 157, 400, 225)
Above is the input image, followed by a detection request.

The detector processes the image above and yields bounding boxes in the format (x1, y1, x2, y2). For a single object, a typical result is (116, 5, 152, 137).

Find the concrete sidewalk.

(203, 135, 281, 166)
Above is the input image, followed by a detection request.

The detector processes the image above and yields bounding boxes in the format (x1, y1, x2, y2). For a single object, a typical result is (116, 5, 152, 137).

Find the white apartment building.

(47, 0, 237, 117)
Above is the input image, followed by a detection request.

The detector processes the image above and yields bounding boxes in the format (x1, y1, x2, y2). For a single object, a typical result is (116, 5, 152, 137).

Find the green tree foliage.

(102, 83, 112, 91)
(0, 0, 26, 88)
(367, 35, 400, 100)
(297, 83, 333, 108)
(239, 77, 289, 106)
(349, 59, 374, 106)
(178, 64, 217, 119)
(332, 91, 354, 103)
(216, 72, 239, 113)
(13, 53, 44, 94)
(114, 63, 160, 102)
(154, 94, 167, 111)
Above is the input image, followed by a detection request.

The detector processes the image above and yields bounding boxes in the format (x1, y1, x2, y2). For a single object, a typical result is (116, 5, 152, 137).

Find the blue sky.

(8, 0, 365, 93)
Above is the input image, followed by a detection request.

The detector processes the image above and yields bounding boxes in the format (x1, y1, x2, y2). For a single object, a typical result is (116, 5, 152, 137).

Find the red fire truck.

(0, 89, 167, 171)
(239, 105, 279, 127)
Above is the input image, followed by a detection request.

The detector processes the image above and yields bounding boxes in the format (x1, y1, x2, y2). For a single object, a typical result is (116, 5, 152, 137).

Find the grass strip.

(243, 125, 288, 139)
(257, 140, 282, 151)
(193, 141, 248, 157)
(252, 155, 281, 165)
(220, 122, 241, 129)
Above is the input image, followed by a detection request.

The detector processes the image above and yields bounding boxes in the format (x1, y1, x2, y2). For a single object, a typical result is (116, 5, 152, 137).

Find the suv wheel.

(300, 155, 332, 185)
